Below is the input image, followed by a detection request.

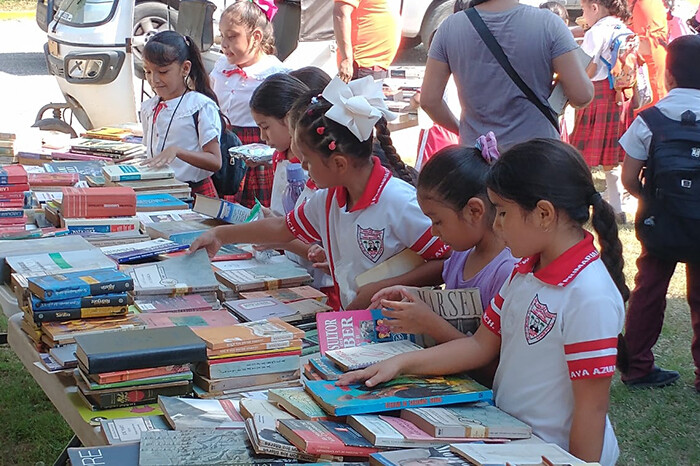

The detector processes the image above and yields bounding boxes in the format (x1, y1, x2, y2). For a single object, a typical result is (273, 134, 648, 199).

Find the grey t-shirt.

(429, 5, 578, 149)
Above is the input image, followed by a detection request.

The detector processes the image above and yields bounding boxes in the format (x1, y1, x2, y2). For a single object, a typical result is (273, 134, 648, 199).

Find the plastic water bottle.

(282, 163, 306, 214)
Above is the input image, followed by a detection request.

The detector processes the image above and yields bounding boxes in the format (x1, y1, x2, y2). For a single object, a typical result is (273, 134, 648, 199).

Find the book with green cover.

(304, 375, 493, 416)
(267, 387, 331, 421)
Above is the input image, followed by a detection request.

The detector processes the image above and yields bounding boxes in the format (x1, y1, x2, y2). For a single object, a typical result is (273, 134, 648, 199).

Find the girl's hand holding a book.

(189, 229, 223, 258)
(307, 244, 330, 275)
(142, 146, 179, 168)
(378, 290, 437, 336)
(336, 355, 407, 388)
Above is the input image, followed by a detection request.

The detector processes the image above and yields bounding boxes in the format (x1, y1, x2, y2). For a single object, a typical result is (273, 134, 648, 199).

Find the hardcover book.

(79, 367, 193, 390)
(102, 164, 174, 182)
(157, 395, 245, 430)
(325, 340, 423, 372)
(136, 193, 188, 212)
(400, 402, 532, 439)
(239, 285, 328, 304)
(61, 186, 137, 218)
(193, 194, 256, 224)
(192, 317, 305, 351)
(267, 387, 331, 421)
(316, 308, 415, 354)
(100, 238, 188, 263)
(134, 294, 213, 313)
(32, 304, 128, 323)
(127, 249, 219, 296)
(67, 444, 139, 466)
(76, 376, 193, 410)
(139, 310, 240, 329)
(100, 415, 170, 444)
(277, 419, 378, 457)
(74, 325, 207, 374)
(28, 172, 78, 187)
(449, 443, 584, 466)
(224, 298, 297, 322)
(0, 165, 28, 184)
(198, 352, 300, 379)
(61, 216, 140, 234)
(27, 268, 133, 301)
(304, 375, 493, 416)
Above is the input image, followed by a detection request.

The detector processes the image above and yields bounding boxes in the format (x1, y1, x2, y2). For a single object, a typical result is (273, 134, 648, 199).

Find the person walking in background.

(333, 0, 401, 82)
(630, 0, 669, 109)
(421, 0, 593, 150)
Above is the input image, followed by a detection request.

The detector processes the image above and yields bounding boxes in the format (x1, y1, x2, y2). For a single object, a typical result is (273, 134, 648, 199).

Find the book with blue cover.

(30, 293, 130, 311)
(136, 193, 188, 212)
(68, 444, 139, 466)
(100, 238, 188, 263)
(304, 375, 493, 416)
(27, 268, 133, 301)
(103, 164, 174, 182)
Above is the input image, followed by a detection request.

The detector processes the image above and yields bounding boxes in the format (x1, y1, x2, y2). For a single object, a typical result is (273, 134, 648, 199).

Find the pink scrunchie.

(475, 131, 500, 164)
(250, 0, 278, 22)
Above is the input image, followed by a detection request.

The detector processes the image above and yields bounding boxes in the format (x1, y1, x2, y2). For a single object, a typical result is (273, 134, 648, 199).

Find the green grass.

(0, 227, 699, 464)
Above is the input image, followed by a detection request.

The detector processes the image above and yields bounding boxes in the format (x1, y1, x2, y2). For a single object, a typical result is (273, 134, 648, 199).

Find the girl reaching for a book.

(338, 139, 628, 466)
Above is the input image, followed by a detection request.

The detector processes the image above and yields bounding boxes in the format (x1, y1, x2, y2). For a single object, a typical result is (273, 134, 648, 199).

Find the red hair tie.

(328, 141, 336, 151)
(316, 126, 325, 135)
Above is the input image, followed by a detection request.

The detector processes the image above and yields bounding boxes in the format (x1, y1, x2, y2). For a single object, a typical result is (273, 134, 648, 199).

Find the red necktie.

(153, 101, 167, 121)
(222, 68, 247, 79)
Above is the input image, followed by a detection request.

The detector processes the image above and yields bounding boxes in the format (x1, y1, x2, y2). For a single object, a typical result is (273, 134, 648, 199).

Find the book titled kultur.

(74, 325, 207, 374)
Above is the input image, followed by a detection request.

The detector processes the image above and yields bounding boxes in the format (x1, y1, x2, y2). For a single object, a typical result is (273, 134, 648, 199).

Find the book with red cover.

(277, 419, 379, 457)
(0, 183, 30, 193)
(0, 215, 26, 225)
(0, 165, 28, 185)
(51, 151, 115, 162)
(88, 363, 191, 385)
(0, 191, 25, 201)
(28, 172, 79, 186)
(61, 187, 136, 218)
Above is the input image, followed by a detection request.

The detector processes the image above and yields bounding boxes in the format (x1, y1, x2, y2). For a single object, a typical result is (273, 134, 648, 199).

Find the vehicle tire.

(419, 0, 456, 47)
(133, 2, 178, 79)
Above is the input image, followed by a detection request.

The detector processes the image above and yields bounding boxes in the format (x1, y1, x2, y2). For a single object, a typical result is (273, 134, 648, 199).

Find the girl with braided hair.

(340, 139, 628, 466)
(191, 77, 449, 310)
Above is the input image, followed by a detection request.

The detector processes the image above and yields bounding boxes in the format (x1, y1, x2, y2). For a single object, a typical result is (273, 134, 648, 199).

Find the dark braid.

(374, 118, 416, 186)
(590, 0, 631, 21)
(591, 195, 630, 302)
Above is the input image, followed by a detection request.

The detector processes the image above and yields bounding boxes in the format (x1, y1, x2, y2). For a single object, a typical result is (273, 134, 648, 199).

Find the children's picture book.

(74, 325, 207, 374)
(316, 308, 415, 354)
(193, 194, 257, 224)
(157, 395, 245, 430)
(133, 294, 213, 313)
(138, 310, 240, 329)
(369, 445, 470, 466)
(67, 444, 139, 466)
(239, 285, 328, 304)
(192, 317, 305, 351)
(100, 415, 171, 444)
(277, 419, 379, 457)
(27, 268, 133, 301)
(400, 402, 532, 439)
(100, 238, 188, 263)
(224, 298, 298, 322)
(102, 164, 174, 182)
(136, 193, 188, 212)
(325, 340, 423, 372)
(267, 387, 331, 421)
(449, 442, 584, 466)
(127, 249, 219, 296)
(305, 375, 493, 416)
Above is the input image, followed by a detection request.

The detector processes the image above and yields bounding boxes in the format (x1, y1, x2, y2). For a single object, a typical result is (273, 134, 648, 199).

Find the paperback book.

(369, 445, 470, 466)
(192, 317, 305, 351)
(127, 249, 219, 296)
(31, 304, 128, 323)
(239, 285, 328, 304)
(136, 193, 188, 212)
(197, 351, 300, 379)
(5, 248, 115, 279)
(267, 387, 331, 421)
(102, 164, 174, 182)
(61, 186, 136, 218)
(76, 375, 193, 410)
(138, 310, 240, 329)
(41, 313, 146, 345)
(157, 395, 245, 430)
(193, 370, 300, 393)
(193, 194, 257, 224)
(100, 238, 188, 263)
(304, 375, 493, 416)
(449, 443, 584, 466)
(134, 294, 213, 313)
(89, 363, 192, 385)
(277, 419, 378, 457)
(224, 298, 297, 322)
(67, 444, 139, 466)
(214, 264, 312, 292)
(324, 340, 423, 372)
(27, 268, 133, 301)
(100, 415, 170, 444)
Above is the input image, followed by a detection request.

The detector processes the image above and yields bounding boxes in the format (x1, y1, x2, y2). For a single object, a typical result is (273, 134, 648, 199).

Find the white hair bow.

(322, 76, 397, 142)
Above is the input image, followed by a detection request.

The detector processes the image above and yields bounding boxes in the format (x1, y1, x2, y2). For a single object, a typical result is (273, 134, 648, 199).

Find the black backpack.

(193, 111, 247, 196)
(636, 106, 700, 263)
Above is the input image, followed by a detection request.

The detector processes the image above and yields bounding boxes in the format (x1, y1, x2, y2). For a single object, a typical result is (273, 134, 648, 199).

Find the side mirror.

(176, 0, 216, 52)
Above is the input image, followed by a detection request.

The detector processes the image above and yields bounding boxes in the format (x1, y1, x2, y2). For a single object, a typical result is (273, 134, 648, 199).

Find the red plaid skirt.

(226, 126, 273, 208)
(569, 80, 633, 167)
(188, 177, 218, 198)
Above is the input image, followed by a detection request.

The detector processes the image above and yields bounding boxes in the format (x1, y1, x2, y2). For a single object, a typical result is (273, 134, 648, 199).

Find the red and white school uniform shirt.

(285, 157, 449, 309)
(209, 54, 289, 127)
(482, 232, 623, 466)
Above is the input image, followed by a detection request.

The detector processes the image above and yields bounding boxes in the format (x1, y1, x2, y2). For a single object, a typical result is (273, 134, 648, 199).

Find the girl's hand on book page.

(380, 291, 436, 335)
(188, 229, 222, 258)
(141, 146, 178, 168)
(336, 358, 404, 388)
(370, 285, 412, 309)
(307, 244, 330, 274)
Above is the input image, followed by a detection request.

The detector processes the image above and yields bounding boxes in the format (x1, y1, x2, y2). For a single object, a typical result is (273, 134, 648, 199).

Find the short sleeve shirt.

(429, 5, 577, 149)
(580, 16, 632, 82)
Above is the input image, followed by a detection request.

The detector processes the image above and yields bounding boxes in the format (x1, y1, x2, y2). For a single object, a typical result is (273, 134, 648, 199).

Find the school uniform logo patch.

(357, 225, 385, 262)
(524, 294, 556, 345)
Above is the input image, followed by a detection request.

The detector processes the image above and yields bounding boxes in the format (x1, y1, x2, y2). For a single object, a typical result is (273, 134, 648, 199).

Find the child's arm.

(142, 138, 222, 172)
(621, 154, 645, 198)
(190, 216, 295, 258)
(337, 323, 501, 387)
(569, 377, 612, 462)
(420, 58, 459, 135)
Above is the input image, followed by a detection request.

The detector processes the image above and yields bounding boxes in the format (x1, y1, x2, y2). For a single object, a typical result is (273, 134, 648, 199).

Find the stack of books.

(73, 325, 206, 410)
(28, 172, 79, 192)
(55, 137, 145, 163)
(224, 297, 330, 326)
(82, 126, 137, 142)
(213, 255, 313, 293)
(191, 317, 304, 397)
(0, 131, 16, 164)
(0, 165, 29, 236)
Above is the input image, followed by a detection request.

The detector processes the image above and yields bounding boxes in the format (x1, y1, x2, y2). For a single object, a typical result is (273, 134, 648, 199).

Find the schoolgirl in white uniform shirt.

(191, 77, 449, 310)
(140, 31, 222, 197)
(339, 139, 628, 466)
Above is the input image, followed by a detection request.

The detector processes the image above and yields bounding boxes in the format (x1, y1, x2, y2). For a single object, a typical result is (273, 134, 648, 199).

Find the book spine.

(94, 364, 191, 384)
(66, 224, 136, 233)
(84, 382, 193, 409)
(203, 355, 300, 379)
(36, 277, 133, 302)
(33, 306, 128, 323)
(31, 293, 129, 311)
(207, 338, 303, 356)
(0, 210, 24, 218)
(86, 343, 207, 374)
(334, 390, 493, 416)
(0, 184, 29, 193)
(88, 371, 193, 390)
(108, 244, 187, 264)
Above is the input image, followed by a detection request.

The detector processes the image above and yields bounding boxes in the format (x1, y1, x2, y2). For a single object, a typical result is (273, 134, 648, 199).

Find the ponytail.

(374, 118, 417, 186)
(184, 35, 219, 105)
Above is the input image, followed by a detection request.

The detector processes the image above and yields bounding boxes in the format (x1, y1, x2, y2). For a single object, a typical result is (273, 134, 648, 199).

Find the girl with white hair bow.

(192, 77, 450, 310)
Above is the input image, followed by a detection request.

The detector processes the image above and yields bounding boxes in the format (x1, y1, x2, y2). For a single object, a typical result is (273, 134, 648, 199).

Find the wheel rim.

(132, 16, 173, 59)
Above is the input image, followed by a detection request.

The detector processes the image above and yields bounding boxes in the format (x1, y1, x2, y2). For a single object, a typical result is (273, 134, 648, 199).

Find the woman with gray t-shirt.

(421, 0, 593, 149)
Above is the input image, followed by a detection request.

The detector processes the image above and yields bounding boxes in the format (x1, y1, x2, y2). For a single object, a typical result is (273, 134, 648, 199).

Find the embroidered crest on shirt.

(524, 294, 556, 345)
(357, 225, 385, 262)
(692, 147, 700, 158)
